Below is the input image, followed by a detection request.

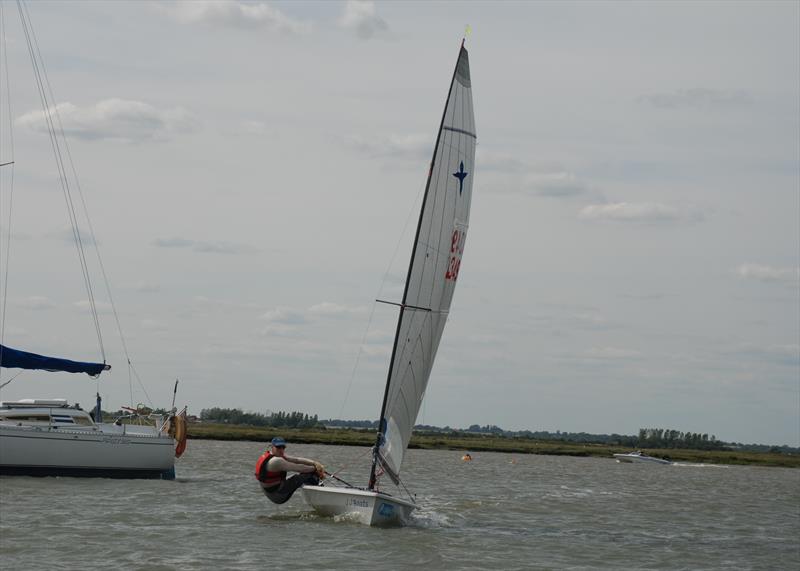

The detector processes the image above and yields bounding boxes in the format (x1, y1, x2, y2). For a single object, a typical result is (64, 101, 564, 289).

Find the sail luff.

(370, 41, 475, 487)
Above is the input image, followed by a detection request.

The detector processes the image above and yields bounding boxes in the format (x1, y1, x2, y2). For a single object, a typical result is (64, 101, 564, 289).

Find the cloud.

(308, 302, 367, 317)
(154, 237, 194, 248)
(726, 343, 800, 367)
(240, 120, 267, 135)
(260, 306, 307, 325)
(584, 346, 641, 360)
(260, 323, 304, 338)
(579, 202, 703, 224)
(360, 343, 391, 357)
(15, 296, 56, 310)
(141, 318, 168, 332)
(134, 281, 160, 293)
(526, 171, 588, 197)
(73, 300, 113, 314)
(153, 237, 258, 254)
(158, 0, 311, 34)
(476, 150, 590, 198)
(349, 133, 430, 161)
(192, 241, 258, 254)
(477, 150, 528, 173)
(639, 88, 753, 110)
(17, 99, 196, 143)
(338, 1, 388, 39)
(570, 311, 613, 331)
(48, 226, 98, 247)
(737, 264, 799, 285)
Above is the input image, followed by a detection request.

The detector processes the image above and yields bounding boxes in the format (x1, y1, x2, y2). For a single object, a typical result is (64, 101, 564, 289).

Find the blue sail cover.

(0, 344, 109, 376)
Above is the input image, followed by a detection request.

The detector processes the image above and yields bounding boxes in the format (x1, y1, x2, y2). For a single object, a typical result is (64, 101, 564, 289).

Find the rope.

(336, 145, 429, 420)
(128, 359, 154, 408)
(18, 1, 154, 404)
(0, 370, 23, 390)
(16, 0, 105, 361)
(396, 474, 417, 505)
(329, 446, 372, 479)
(0, 2, 17, 383)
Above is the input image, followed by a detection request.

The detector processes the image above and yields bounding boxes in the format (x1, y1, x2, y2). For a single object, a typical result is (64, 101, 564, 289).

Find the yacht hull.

(300, 485, 415, 527)
(0, 424, 176, 479)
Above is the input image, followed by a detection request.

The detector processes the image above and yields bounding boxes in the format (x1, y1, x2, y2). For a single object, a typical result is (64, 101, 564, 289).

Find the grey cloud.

(583, 346, 642, 360)
(17, 99, 197, 143)
(158, 0, 311, 34)
(528, 172, 589, 197)
(15, 296, 56, 310)
(73, 300, 113, 314)
(48, 227, 98, 246)
(141, 318, 168, 332)
(339, 1, 388, 40)
(476, 150, 590, 198)
(579, 202, 705, 224)
(348, 133, 429, 161)
(307, 302, 367, 317)
(724, 343, 800, 367)
(153, 237, 257, 255)
(192, 241, 258, 254)
(134, 281, 161, 293)
(639, 88, 753, 110)
(477, 151, 528, 173)
(154, 237, 194, 248)
(260, 307, 307, 325)
(737, 264, 799, 285)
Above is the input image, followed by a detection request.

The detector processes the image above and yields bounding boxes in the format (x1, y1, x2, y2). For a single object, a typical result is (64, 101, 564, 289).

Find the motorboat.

(613, 451, 673, 465)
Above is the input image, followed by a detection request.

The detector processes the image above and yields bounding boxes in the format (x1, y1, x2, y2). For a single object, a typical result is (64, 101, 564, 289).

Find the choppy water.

(1, 440, 798, 570)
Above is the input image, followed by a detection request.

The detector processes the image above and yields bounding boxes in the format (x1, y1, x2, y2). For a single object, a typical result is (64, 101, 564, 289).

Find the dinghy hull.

(300, 485, 415, 527)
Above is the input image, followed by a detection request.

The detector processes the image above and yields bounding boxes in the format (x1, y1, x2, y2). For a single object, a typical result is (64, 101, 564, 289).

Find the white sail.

(376, 45, 476, 482)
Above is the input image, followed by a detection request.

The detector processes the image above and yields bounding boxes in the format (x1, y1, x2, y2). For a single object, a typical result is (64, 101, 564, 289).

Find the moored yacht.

(0, 398, 183, 479)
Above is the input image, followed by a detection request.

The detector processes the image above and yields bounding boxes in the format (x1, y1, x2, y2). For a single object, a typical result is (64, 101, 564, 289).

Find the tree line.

(637, 427, 725, 450)
(195, 409, 797, 453)
(199, 407, 320, 428)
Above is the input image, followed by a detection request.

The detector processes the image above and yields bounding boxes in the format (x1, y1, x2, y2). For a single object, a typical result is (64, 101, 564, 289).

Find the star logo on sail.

(452, 161, 468, 195)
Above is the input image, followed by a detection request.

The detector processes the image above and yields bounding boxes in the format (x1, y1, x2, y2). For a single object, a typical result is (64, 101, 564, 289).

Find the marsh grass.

(187, 423, 799, 467)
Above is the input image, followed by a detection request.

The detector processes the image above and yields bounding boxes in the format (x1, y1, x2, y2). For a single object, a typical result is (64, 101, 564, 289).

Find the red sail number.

(445, 229, 465, 281)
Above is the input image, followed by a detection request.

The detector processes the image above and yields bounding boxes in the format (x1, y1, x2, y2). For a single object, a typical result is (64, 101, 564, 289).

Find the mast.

(368, 39, 467, 490)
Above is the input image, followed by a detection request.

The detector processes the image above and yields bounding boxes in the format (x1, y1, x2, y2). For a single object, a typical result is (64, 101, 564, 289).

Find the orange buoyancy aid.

(255, 452, 286, 488)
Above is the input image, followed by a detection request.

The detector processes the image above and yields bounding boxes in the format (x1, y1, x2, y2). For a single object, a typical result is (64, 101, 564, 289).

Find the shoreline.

(187, 424, 800, 468)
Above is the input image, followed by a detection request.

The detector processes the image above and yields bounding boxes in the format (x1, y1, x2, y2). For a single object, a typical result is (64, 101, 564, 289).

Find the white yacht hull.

(0, 424, 176, 479)
(300, 485, 416, 527)
(613, 452, 672, 465)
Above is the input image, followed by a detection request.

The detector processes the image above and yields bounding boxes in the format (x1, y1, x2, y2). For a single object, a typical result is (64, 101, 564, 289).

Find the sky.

(0, 1, 797, 446)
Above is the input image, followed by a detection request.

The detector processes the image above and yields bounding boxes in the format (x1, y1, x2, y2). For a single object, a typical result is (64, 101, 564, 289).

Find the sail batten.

(372, 44, 476, 485)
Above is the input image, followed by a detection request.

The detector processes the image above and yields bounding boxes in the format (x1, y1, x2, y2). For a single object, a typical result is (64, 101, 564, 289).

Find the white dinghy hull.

(300, 485, 415, 527)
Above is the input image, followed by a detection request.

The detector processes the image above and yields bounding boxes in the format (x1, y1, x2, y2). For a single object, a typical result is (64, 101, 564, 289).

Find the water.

(1, 440, 798, 570)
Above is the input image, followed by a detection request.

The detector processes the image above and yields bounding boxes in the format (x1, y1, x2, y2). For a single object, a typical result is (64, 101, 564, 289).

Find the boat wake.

(671, 462, 730, 469)
(408, 509, 455, 529)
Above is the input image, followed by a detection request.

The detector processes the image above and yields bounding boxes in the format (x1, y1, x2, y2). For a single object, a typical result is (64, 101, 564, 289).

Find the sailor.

(255, 437, 325, 504)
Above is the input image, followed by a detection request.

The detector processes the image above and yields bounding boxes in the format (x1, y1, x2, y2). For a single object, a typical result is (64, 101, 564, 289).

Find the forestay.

(375, 45, 476, 483)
